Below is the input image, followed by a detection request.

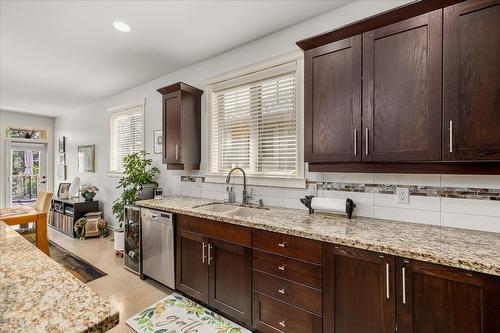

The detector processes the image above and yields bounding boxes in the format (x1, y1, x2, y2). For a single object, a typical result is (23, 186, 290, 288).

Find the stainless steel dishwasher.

(141, 208, 175, 289)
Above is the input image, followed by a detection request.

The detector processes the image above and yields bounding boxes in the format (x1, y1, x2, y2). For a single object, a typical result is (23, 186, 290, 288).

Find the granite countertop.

(0, 221, 119, 333)
(137, 196, 500, 277)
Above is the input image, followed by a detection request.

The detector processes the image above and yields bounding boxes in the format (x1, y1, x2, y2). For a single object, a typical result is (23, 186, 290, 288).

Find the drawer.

(253, 270, 322, 315)
(252, 249, 322, 289)
(252, 229, 322, 264)
(177, 214, 251, 247)
(252, 292, 322, 333)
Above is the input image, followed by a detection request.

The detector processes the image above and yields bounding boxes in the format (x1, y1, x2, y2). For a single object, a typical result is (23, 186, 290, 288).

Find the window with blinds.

(108, 104, 144, 173)
(210, 62, 298, 177)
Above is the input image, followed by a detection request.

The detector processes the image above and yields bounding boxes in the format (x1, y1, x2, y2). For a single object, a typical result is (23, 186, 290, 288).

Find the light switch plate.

(397, 187, 410, 204)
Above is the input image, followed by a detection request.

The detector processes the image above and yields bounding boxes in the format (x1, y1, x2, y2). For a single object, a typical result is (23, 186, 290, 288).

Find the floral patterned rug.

(126, 292, 251, 333)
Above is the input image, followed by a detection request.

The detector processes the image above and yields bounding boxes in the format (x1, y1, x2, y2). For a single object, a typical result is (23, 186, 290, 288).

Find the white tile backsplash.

(180, 173, 500, 233)
(374, 193, 441, 211)
(324, 172, 374, 183)
(441, 212, 500, 233)
(375, 206, 441, 226)
(441, 175, 500, 188)
(373, 173, 441, 186)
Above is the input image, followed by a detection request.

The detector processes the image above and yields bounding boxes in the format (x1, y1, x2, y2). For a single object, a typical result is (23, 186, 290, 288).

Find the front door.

(6, 142, 47, 207)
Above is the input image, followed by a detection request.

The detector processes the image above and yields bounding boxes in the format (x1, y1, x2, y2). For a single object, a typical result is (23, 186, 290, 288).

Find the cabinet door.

(396, 258, 500, 333)
(304, 35, 362, 163)
(163, 91, 182, 164)
(175, 229, 208, 303)
(363, 11, 442, 161)
(443, 0, 500, 160)
(323, 244, 395, 333)
(208, 238, 251, 326)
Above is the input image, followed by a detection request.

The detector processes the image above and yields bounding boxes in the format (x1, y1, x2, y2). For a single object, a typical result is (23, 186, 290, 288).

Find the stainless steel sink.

(194, 203, 267, 217)
(228, 206, 262, 217)
(196, 203, 240, 213)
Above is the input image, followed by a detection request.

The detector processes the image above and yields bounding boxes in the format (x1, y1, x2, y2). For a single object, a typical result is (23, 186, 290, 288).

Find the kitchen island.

(0, 220, 119, 333)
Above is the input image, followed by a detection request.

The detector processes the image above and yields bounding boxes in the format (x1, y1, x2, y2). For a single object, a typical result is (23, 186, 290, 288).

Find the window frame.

(205, 51, 305, 188)
(107, 101, 145, 175)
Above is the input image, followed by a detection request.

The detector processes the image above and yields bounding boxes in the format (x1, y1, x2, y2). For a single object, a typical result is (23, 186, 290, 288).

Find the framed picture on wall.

(78, 144, 95, 173)
(58, 136, 66, 153)
(57, 165, 67, 181)
(153, 129, 162, 154)
(59, 153, 66, 164)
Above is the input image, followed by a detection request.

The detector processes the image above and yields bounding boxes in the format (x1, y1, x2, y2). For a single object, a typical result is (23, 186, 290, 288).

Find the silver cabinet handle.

(175, 144, 179, 161)
(207, 243, 213, 265)
(278, 288, 286, 295)
(278, 241, 287, 248)
(278, 264, 286, 271)
(279, 320, 286, 328)
(354, 128, 358, 156)
(402, 266, 406, 304)
(202, 241, 206, 264)
(386, 262, 390, 300)
(449, 120, 453, 153)
(365, 128, 369, 155)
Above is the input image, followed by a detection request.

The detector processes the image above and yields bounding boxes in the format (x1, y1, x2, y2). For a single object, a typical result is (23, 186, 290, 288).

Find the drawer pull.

(278, 241, 287, 248)
(279, 320, 286, 328)
(278, 264, 286, 271)
(278, 288, 286, 294)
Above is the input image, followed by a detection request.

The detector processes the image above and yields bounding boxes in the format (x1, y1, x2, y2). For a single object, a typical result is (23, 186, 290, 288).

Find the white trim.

(205, 51, 305, 183)
(205, 50, 303, 86)
(107, 100, 146, 173)
(0, 123, 54, 207)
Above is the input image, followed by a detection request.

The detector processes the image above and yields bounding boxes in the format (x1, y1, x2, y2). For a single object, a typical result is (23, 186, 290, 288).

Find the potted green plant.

(112, 151, 159, 252)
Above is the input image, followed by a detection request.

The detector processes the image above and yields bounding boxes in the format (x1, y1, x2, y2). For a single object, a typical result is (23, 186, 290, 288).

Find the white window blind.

(211, 62, 298, 177)
(109, 104, 144, 173)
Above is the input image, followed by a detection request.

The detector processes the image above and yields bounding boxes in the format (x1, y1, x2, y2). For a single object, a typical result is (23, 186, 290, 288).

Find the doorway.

(6, 142, 48, 207)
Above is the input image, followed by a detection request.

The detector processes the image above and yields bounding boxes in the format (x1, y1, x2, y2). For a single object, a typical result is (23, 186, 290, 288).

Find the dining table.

(0, 206, 49, 255)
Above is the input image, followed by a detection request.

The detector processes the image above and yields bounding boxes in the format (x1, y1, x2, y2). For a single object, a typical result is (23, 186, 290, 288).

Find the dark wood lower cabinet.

(176, 216, 252, 327)
(323, 244, 395, 333)
(253, 292, 322, 333)
(176, 215, 500, 333)
(208, 238, 252, 325)
(175, 229, 209, 303)
(396, 258, 500, 333)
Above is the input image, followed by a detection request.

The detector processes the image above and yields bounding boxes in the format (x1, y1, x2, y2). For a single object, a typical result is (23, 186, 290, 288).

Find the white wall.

(0, 110, 55, 207)
(53, 0, 500, 233)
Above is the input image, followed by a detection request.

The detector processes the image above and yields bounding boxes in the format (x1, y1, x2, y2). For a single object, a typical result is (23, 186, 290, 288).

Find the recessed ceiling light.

(113, 21, 131, 32)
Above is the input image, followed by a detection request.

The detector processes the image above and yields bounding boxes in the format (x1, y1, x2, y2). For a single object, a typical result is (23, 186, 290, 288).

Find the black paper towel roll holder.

(300, 196, 356, 219)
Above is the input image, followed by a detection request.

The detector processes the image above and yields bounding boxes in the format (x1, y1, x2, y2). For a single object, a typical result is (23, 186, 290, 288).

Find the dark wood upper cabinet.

(396, 258, 500, 333)
(298, 0, 500, 173)
(157, 82, 203, 170)
(304, 35, 362, 163)
(443, 0, 500, 160)
(208, 238, 252, 325)
(323, 244, 396, 333)
(362, 10, 442, 161)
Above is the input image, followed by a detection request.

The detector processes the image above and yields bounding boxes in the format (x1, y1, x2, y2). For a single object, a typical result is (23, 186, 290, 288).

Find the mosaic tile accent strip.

(315, 182, 500, 201)
(181, 175, 205, 182)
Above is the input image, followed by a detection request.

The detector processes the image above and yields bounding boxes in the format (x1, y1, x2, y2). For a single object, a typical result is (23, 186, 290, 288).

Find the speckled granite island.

(137, 196, 500, 277)
(0, 221, 119, 333)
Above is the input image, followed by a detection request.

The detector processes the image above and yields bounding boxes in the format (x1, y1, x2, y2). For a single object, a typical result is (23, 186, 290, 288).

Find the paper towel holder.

(300, 196, 356, 219)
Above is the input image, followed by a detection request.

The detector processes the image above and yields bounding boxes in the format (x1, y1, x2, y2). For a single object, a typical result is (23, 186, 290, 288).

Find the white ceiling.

(0, 0, 351, 117)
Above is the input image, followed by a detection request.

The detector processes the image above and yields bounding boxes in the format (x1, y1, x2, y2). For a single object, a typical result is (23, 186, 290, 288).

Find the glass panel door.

(7, 142, 47, 207)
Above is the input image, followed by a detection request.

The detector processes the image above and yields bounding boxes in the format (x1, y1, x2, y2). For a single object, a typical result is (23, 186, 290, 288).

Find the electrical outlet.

(396, 187, 410, 204)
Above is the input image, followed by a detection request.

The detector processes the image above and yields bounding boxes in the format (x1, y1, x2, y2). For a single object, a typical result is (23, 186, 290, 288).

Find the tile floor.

(48, 228, 172, 333)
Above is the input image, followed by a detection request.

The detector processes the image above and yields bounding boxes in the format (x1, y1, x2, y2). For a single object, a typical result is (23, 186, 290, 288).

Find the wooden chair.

(17, 191, 53, 244)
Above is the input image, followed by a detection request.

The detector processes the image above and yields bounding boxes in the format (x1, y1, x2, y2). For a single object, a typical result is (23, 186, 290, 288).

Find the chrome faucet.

(225, 167, 250, 205)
